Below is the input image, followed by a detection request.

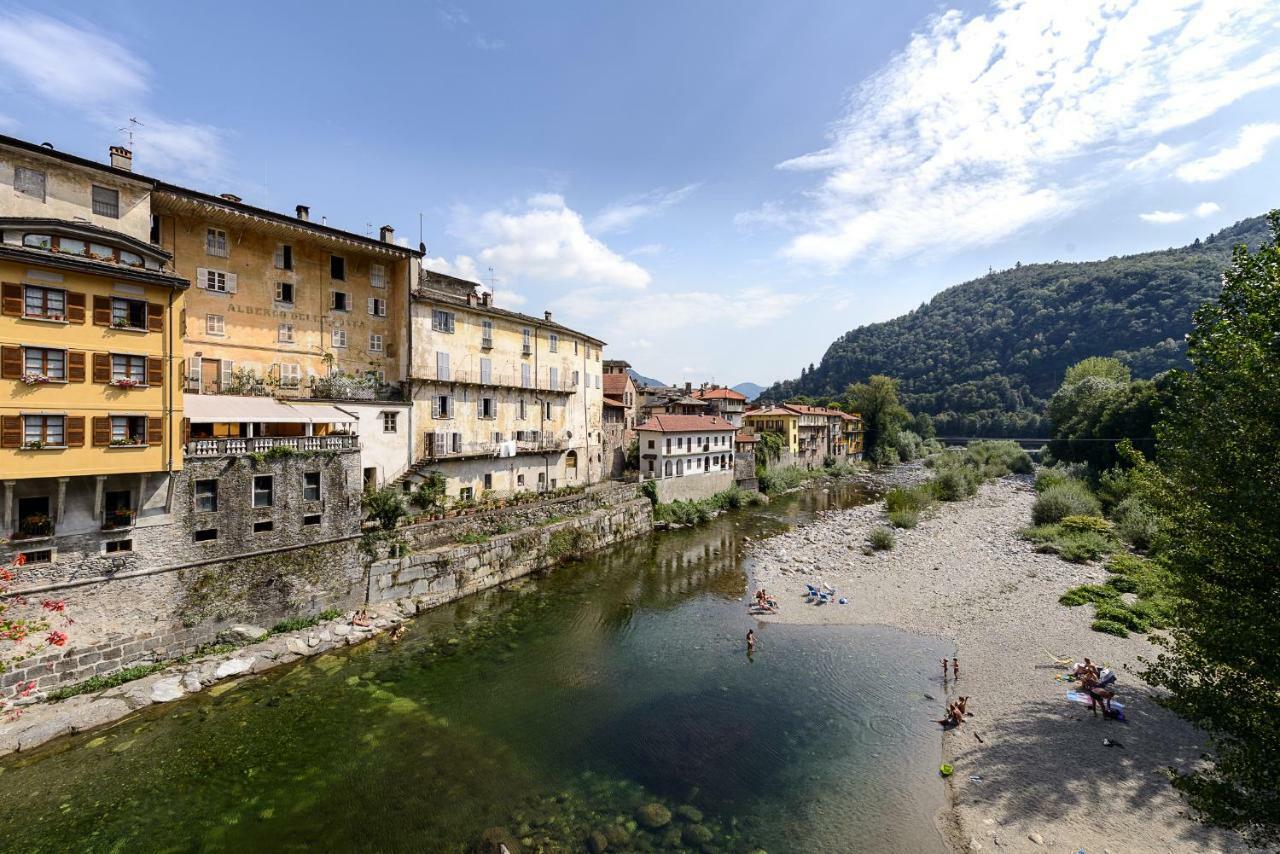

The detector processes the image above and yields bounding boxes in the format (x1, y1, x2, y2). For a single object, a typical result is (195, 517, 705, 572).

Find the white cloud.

(472, 35, 506, 51)
(425, 255, 484, 283)
(752, 0, 1280, 269)
(468, 195, 651, 290)
(627, 243, 666, 257)
(1195, 201, 1222, 217)
(591, 184, 700, 234)
(1139, 210, 1187, 224)
(437, 5, 470, 27)
(1125, 142, 1190, 172)
(1175, 122, 1280, 182)
(132, 115, 228, 183)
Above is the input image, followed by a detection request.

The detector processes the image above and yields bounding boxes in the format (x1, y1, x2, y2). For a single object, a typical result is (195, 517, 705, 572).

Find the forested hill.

(760, 215, 1272, 436)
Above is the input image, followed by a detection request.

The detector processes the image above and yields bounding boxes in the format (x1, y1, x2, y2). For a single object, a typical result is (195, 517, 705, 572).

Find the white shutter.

(220, 359, 233, 387)
(436, 351, 449, 381)
(451, 432, 461, 452)
(431, 396, 441, 418)
(433, 430, 445, 455)
(367, 297, 376, 316)
(195, 267, 209, 290)
(225, 273, 238, 293)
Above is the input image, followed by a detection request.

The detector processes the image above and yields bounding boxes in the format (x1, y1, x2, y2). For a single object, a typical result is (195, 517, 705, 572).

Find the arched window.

(664, 460, 672, 477)
(565, 449, 578, 476)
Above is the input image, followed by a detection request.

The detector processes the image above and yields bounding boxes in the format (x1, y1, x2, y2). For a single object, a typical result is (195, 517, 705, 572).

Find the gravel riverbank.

(747, 474, 1246, 854)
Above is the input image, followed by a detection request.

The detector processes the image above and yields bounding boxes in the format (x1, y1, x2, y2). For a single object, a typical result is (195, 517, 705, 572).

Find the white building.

(636, 414, 737, 502)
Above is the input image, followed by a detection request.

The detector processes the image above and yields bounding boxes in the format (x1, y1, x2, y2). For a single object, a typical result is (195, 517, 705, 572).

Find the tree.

(362, 485, 407, 531)
(1137, 212, 1280, 845)
(1046, 357, 1164, 470)
(755, 430, 783, 465)
(843, 375, 909, 463)
(408, 471, 447, 511)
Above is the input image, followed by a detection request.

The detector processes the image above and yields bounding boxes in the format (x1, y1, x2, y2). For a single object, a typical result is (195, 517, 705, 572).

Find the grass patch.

(1090, 618, 1130, 637)
(868, 526, 896, 550)
(885, 484, 936, 515)
(1058, 553, 1176, 637)
(457, 531, 490, 545)
(268, 608, 342, 637)
(46, 662, 169, 702)
(654, 487, 765, 526)
(888, 508, 919, 529)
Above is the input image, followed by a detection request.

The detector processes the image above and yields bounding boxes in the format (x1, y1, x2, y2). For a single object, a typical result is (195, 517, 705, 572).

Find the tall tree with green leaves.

(843, 375, 909, 464)
(1046, 356, 1165, 470)
(1138, 212, 1280, 846)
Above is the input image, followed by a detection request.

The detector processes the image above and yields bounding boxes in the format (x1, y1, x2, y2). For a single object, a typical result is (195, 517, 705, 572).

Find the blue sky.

(2, 1, 1279, 387)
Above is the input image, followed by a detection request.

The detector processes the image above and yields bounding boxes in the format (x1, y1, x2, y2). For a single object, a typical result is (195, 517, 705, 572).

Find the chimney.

(544, 310, 553, 321)
(466, 292, 477, 306)
(109, 146, 132, 172)
(685, 382, 692, 394)
(220, 193, 241, 203)
(296, 205, 310, 221)
(480, 292, 491, 306)
(379, 225, 395, 243)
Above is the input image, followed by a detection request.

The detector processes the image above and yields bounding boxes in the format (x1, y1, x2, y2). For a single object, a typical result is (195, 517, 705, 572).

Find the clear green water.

(0, 483, 950, 853)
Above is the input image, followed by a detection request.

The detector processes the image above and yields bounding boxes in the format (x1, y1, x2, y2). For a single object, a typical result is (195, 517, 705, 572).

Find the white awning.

(183, 395, 357, 425)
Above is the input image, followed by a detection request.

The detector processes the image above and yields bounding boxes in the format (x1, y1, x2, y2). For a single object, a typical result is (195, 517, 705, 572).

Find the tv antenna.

(119, 117, 144, 149)
(486, 266, 500, 302)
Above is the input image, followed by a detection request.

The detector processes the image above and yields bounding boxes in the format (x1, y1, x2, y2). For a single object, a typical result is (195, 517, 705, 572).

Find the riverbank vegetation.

(647, 485, 766, 526)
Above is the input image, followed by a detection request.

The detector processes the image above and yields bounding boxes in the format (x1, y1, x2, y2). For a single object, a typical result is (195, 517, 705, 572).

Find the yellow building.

(405, 270, 606, 500)
(149, 187, 421, 396)
(741, 406, 800, 455)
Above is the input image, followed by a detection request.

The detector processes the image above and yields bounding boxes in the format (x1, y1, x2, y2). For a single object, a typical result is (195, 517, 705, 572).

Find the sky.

(1, 1, 1278, 388)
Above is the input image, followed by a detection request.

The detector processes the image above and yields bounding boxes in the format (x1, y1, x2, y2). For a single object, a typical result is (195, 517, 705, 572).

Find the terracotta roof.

(735, 433, 760, 443)
(603, 396, 627, 408)
(603, 373, 631, 396)
(783, 403, 846, 417)
(636, 414, 736, 433)
(691, 387, 747, 401)
(744, 406, 797, 418)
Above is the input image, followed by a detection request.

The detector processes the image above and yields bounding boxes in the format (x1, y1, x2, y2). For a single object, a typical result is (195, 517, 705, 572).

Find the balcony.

(184, 434, 359, 458)
(102, 508, 136, 531)
(421, 368, 576, 394)
(422, 434, 566, 461)
(13, 514, 54, 541)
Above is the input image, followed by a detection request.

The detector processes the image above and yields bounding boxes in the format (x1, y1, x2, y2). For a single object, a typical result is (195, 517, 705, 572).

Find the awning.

(183, 395, 357, 425)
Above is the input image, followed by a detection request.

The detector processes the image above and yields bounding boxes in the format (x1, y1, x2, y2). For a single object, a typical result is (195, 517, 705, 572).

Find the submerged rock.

(214, 658, 254, 679)
(149, 677, 185, 703)
(636, 802, 671, 829)
(586, 829, 608, 853)
(675, 805, 703, 823)
(682, 824, 713, 847)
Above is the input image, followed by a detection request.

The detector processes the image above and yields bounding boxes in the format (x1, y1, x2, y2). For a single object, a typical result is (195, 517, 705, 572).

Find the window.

(481, 319, 493, 347)
(20, 549, 53, 564)
(118, 250, 143, 268)
(206, 314, 225, 336)
(275, 282, 294, 304)
(369, 333, 383, 352)
(548, 367, 559, 388)
(574, 340, 579, 355)
(331, 291, 350, 312)
(15, 167, 46, 201)
(479, 397, 496, 419)
(252, 475, 274, 508)
(544, 401, 553, 420)
(253, 520, 274, 533)
(23, 233, 53, 250)
(331, 329, 347, 348)
(549, 333, 559, 353)
(205, 228, 228, 257)
(433, 394, 452, 418)
(23, 415, 64, 446)
(459, 486, 474, 502)
(278, 323, 295, 343)
(24, 285, 65, 320)
(91, 185, 120, 218)
(517, 399, 527, 420)
(109, 415, 146, 445)
(382, 412, 398, 433)
(279, 363, 301, 388)
(150, 215, 161, 244)
(521, 327, 531, 354)
(112, 354, 147, 382)
(202, 269, 229, 292)
(521, 363, 531, 388)
(330, 255, 345, 280)
(483, 473, 493, 490)
(111, 298, 147, 329)
(195, 479, 218, 512)
(193, 528, 218, 542)
(368, 297, 386, 317)
(370, 263, 386, 288)
(436, 350, 449, 381)
(480, 357, 492, 384)
(431, 309, 455, 333)
(303, 513, 322, 526)
(24, 347, 65, 380)
(104, 539, 132, 554)
(517, 473, 525, 487)
(648, 439, 655, 448)
(572, 370, 580, 386)
(275, 244, 293, 271)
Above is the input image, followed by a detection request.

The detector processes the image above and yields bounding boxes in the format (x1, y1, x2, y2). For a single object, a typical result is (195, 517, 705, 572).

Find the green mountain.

(761, 215, 1272, 436)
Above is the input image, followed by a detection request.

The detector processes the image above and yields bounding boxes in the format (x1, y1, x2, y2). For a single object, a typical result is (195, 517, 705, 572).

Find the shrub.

(932, 467, 977, 501)
(888, 508, 919, 529)
(1113, 496, 1158, 551)
(893, 429, 924, 462)
(409, 471, 447, 511)
(1059, 584, 1119, 607)
(1059, 515, 1113, 535)
(1091, 618, 1129, 637)
(1057, 531, 1113, 563)
(966, 440, 1033, 475)
(885, 484, 934, 515)
(1108, 574, 1139, 594)
(1096, 466, 1138, 512)
(1095, 603, 1149, 633)
(1031, 480, 1101, 524)
(868, 526, 896, 550)
(1106, 553, 1151, 575)
(362, 486, 407, 531)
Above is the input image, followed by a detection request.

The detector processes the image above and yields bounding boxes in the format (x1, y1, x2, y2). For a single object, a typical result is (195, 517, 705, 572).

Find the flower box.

(20, 372, 51, 386)
(109, 378, 144, 389)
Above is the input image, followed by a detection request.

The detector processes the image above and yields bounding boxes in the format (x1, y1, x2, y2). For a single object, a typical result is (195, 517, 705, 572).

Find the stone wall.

(734, 449, 758, 492)
(368, 496, 652, 605)
(602, 422, 627, 479)
(652, 470, 736, 504)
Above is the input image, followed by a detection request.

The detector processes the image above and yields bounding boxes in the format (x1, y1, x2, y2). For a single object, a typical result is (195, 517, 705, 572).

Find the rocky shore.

(747, 475, 1246, 854)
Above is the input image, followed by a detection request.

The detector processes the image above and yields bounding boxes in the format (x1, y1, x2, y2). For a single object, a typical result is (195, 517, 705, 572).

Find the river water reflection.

(0, 481, 949, 853)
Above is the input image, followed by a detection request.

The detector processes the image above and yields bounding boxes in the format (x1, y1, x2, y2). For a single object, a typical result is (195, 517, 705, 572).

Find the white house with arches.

(636, 413, 737, 502)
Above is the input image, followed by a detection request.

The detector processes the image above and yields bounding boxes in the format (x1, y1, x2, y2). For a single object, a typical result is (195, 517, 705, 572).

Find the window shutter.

(65, 416, 85, 447)
(182, 417, 191, 446)
(195, 267, 209, 289)
(433, 431, 445, 455)
(225, 273, 238, 293)
(67, 351, 86, 383)
(431, 396, 441, 418)
(1, 283, 21, 317)
(66, 292, 86, 323)
(147, 302, 163, 332)
(0, 415, 20, 448)
(92, 352, 111, 383)
(146, 416, 163, 446)
(452, 432, 461, 452)
(330, 291, 337, 309)
(147, 356, 163, 386)
(0, 345, 20, 379)
(92, 416, 111, 447)
(368, 297, 376, 316)
(92, 295, 111, 325)
(221, 360, 233, 388)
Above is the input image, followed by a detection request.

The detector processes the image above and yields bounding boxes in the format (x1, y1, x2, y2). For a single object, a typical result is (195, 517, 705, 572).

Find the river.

(0, 480, 950, 853)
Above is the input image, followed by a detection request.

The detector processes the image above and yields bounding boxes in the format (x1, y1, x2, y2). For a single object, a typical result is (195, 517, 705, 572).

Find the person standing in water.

(747, 629, 756, 653)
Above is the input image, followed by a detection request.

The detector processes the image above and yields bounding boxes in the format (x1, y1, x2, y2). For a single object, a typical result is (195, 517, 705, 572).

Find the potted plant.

(111, 317, 131, 329)
(17, 514, 52, 538)
(21, 439, 45, 450)
(20, 372, 50, 386)
(109, 377, 143, 389)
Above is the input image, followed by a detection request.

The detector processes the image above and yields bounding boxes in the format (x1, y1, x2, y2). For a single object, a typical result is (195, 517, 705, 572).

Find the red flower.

(18, 681, 36, 697)
(46, 630, 67, 647)
(41, 599, 66, 613)
(12, 553, 27, 567)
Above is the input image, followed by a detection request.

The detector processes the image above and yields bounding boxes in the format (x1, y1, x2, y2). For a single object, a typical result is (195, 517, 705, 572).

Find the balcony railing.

(420, 367, 576, 393)
(102, 508, 136, 531)
(185, 434, 359, 458)
(423, 435, 566, 460)
(14, 515, 54, 540)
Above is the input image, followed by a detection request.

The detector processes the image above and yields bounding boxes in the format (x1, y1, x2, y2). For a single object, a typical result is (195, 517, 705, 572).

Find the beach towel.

(1067, 691, 1124, 713)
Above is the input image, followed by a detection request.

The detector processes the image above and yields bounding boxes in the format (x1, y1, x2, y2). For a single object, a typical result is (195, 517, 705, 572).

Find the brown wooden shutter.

(66, 292, 86, 323)
(92, 352, 111, 383)
(0, 415, 21, 448)
(146, 356, 163, 386)
(92, 416, 111, 447)
(181, 417, 191, 446)
(0, 345, 20, 379)
(92, 295, 111, 326)
(146, 416, 163, 446)
(147, 302, 163, 333)
(1, 283, 22, 317)
(67, 351, 86, 383)
(65, 416, 85, 447)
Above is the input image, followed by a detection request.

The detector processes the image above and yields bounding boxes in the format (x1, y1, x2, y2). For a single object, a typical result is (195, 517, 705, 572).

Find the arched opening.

(565, 450, 578, 478)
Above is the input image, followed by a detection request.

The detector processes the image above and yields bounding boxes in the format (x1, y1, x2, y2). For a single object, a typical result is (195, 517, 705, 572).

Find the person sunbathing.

(1071, 658, 1098, 681)
(937, 701, 965, 727)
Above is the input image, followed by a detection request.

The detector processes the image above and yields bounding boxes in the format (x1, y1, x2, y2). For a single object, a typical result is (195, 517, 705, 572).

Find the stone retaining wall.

(652, 470, 735, 504)
(368, 496, 652, 605)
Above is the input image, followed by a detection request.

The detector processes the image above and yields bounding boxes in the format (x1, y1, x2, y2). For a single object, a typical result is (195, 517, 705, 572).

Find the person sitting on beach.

(937, 701, 964, 727)
(353, 610, 373, 628)
(1071, 658, 1098, 681)
(954, 696, 969, 717)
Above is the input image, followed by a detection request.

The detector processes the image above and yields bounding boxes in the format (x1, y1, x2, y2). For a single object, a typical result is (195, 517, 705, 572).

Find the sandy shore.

(747, 475, 1246, 854)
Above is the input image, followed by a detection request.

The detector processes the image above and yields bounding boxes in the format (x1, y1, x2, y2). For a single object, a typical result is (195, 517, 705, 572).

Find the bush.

(893, 429, 924, 461)
(1059, 584, 1120, 606)
(1094, 603, 1149, 633)
(966, 440, 1033, 475)
(888, 508, 919, 529)
(362, 486, 407, 531)
(409, 471, 447, 511)
(1055, 531, 1113, 563)
(1035, 469, 1071, 493)
(1113, 496, 1158, 551)
(1091, 618, 1130, 637)
(885, 484, 934, 515)
(1059, 515, 1113, 535)
(868, 526, 896, 550)
(932, 467, 977, 501)
(1031, 480, 1101, 524)
(1096, 466, 1138, 512)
